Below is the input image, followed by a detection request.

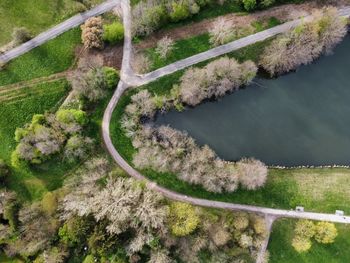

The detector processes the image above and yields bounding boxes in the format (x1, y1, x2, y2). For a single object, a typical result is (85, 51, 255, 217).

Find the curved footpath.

(0, 0, 120, 63)
(103, 0, 350, 224)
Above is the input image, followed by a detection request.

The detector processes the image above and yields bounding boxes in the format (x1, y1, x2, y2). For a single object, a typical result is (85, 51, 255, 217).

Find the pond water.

(155, 35, 350, 166)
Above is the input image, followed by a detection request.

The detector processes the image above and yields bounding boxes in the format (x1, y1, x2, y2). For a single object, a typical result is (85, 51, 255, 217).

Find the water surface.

(155, 35, 350, 166)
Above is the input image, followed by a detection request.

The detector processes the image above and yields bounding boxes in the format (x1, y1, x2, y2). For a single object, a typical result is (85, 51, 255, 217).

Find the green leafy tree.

(314, 222, 338, 244)
(292, 236, 312, 253)
(103, 22, 124, 44)
(294, 220, 315, 238)
(103, 67, 119, 89)
(170, 2, 190, 22)
(242, 0, 256, 11)
(168, 202, 200, 236)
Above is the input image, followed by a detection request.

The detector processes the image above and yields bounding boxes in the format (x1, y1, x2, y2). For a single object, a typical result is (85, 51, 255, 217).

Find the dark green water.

(155, 35, 350, 166)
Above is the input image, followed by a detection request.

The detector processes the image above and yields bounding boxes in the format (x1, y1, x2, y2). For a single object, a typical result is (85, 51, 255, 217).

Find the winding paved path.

(103, 0, 350, 225)
(0, 0, 120, 63)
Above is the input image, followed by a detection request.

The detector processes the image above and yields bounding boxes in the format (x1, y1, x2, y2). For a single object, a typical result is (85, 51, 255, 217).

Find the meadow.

(0, 0, 102, 46)
(268, 219, 350, 263)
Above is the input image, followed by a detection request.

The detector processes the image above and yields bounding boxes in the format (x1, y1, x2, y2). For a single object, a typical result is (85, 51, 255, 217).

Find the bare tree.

(236, 158, 268, 190)
(156, 36, 175, 59)
(209, 18, 235, 46)
(81, 17, 104, 49)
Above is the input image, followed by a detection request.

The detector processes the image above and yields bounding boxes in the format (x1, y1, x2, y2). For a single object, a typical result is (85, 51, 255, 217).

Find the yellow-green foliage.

(41, 192, 58, 216)
(314, 222, 338, 244)
(292, 220, 338, 253)
(232, 213, 249, 231)
(168, 202, 200, 236)
(294, 220, 316, 239)
(292, 236, 312, 253)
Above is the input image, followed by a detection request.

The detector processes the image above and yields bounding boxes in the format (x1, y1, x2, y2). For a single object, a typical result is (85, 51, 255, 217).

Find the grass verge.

(268, 219, 350, 263)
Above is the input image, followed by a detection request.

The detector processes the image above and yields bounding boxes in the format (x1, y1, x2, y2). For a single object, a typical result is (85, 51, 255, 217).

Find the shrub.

(13, 109, 89, 164)
(209, 18, 235, 46)
(83, 255, 95, 263)
(132, 52, 151, 74)
(294, 220, 315, 239)
(56, 109, 88, 126)
(168, 202, 200, 236)
(155, 36, 175, 59)
(236, 158, 268, 190)
(132, 4, 168, 36)
(314, 222, 338, 244)
(59, 216, 93, 247)
(242, 0, 256, 11)
(169, 2, 191, 22)
(103, 22, 124, 44)
(64, 135, 94, 161)
(292, 236, 312, 253)
(103, 67, 119, 89)
(71, 67, 109, 102)
(81, 16, 104, 49)
(238, 233, 253, 248)
(261, 0, 275, 8)
(41, 192, 58, 216)
(232, 213, 249, 230)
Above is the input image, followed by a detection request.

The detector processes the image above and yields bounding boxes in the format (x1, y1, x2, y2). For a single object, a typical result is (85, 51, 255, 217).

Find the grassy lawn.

(0, 79, 115, 201)
(145, 17, 280, 71)
(0, 80, 71, 201)
(0, 28, 81, 86)
(110, 40, 350, 214)
(268, 219, 350, 263)
(0, 0, 102, 46)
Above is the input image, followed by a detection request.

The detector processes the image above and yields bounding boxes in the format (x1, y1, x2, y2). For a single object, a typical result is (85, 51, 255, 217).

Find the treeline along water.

(155, 35, 350, 166)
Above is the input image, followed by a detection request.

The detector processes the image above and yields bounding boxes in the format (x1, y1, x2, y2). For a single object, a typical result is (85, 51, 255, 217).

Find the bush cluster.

(71, 66, 119, 103)
(132, 0, 227, 36)
(12, 109, 93, 165)
(292, 220, 338, 253)
(103, 22, 124, 44)
(260, 7, 347, 76)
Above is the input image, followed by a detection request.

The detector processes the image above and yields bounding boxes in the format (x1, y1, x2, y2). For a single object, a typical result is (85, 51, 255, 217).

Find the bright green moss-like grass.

(0, 28, 81, 86)
(0, 80, 70, 200)
(0, 0, 102, 45)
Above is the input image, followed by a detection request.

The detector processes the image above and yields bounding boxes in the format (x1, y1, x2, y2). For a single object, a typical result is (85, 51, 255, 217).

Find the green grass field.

(0, 28, 81, 86)
(110, 40, 350, 214)
(268, 219, 350, 263)
(0, 80, 71, 200)
(0, 0, 102, 46)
